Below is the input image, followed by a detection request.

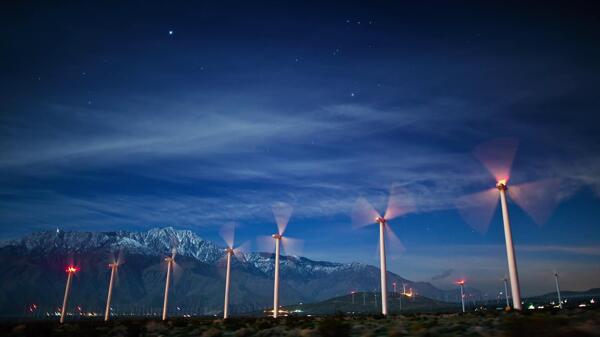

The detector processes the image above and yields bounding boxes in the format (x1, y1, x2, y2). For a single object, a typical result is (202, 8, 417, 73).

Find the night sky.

(1, 1, 599, 296)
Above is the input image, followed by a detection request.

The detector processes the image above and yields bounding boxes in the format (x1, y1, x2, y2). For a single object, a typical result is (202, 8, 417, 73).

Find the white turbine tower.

(457, 139, 563, 311)
(352, 184, 415, 316)
(162, 247, 177, 321)
(457, 280, 466, 313)
(60, 265, 79, 323)
(554, 271, 563, 309)
(259, 202, 303, 318)
(104, 250, 124, 322)
(219, 222, 250, 319)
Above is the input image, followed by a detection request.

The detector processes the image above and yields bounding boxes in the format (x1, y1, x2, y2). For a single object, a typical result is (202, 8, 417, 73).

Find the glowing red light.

(456, 280, 465, 285)
(65, 266, 79, 273)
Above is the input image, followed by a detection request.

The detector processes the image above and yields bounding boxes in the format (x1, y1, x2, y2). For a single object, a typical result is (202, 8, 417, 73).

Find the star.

(168, 30, 174, 35)
(350, 92, 355, 97)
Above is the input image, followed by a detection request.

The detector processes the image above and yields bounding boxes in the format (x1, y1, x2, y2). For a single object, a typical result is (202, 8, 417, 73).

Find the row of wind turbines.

(57, 139, 565, 322)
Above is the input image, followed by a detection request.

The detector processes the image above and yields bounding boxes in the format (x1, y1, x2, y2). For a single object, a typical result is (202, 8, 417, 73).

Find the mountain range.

(0, 227, 476, 316)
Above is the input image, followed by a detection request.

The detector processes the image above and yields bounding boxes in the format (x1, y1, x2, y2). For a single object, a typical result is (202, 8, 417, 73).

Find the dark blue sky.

(1, 1, 599, 295)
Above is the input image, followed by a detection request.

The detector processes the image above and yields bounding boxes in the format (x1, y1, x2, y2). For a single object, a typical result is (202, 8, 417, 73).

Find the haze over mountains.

(0, 227, 476, 316)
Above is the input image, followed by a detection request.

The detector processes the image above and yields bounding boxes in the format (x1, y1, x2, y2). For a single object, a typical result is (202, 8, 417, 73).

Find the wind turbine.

(352, 184, 415, 316)
(60, 265, 79, 323)
(219, 222, 250, 319)
(162, 247, 177, 321)
(457, 138, 563, 311)
(104, 250, 125, 321)
(457, 280, 466, 313)
(554, 271, 563, 309)
(503, 276, 510, 309)
(259, 202, 303, 318)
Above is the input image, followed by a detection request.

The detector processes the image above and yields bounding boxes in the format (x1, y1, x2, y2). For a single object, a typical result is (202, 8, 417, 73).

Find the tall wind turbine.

(219, 222, 250, 319)
(104, 250, 124, 321)
(260, 202, 303, 318)
(352, 184, 415, 316)
(162, 248, 177, 321)
(60, 265, 79, 323)
(457, 138, 563, 311)
(457, 280, 466, 313)
(554, 271, 563, 309)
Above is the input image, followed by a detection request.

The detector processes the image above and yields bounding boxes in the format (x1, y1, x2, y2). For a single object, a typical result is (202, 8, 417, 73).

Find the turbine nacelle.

(225, 247, 235, 255)
(375, 216, 387, 225)
(108, 263, 119, 268)
(496, 180, 508, 190)
(65, 266, 79, 274)
(272, 234, 282, 240)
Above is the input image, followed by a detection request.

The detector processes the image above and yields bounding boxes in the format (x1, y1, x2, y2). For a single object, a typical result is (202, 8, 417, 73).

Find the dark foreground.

(2, 309, 599, 337)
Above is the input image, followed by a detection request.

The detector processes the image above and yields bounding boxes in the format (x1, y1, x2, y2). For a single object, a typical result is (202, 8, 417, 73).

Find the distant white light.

(169, 30, 174, 35)
(351, 92, 355, 97)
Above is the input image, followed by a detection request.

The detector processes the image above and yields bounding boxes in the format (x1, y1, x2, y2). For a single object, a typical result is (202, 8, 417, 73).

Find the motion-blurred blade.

(473, 138, 519, 182)
(385, 225, 406, 255)
(384, 184, 416, 220)
(456, 188, 499, 234)
(219, 222, 236, 249)
(116, 248, 126, 266)
(172, 260, 183, 284)
(256, 235, 276, 253)
(171, 247, 177, 259)
(272, 202, 293, 235)
(233, 241, 251, 260)
(509, 179, 561, 225)
(281, 237, 304, 257)
(352, 197, 380, 228)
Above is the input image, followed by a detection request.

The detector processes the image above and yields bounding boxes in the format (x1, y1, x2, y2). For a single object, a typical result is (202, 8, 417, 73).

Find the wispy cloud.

(431, 268, 454, 281)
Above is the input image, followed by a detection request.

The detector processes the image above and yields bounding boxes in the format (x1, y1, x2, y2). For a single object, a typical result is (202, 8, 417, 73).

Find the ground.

(1, 309, 599, 337)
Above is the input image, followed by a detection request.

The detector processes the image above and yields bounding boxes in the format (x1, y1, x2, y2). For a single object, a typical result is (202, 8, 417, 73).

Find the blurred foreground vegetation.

(1, 308, 599, 337)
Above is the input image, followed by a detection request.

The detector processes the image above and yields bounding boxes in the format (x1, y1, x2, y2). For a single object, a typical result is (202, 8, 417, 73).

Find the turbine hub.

(226, 247, 235, 255)
(375, 216, 386, 224)
(272, 234, 282, 239)
(164, 256, 174, 262)
(496, 181, 507, 191)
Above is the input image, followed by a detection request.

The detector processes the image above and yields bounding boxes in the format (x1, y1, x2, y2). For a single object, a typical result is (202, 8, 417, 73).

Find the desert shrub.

(318, 317, 350, 337)
(233, 327, 254, 337)
(202, 327, 223, 337)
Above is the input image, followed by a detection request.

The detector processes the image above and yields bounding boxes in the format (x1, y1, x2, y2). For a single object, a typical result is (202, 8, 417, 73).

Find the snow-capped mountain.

(0, 227, 478, 316)
(8, 227, 225, 263)
(6, 227, 369, 276)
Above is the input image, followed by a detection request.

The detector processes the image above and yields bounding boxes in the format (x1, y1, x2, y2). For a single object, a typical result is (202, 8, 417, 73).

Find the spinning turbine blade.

(374, 226, 406, 261)
(256, 235, 276, 253)
(172, 259, 183, 283)
(509, 179, 561, 225)
(352, 197, 380, 228)
(272, 202, 293, 235)
(456, 188, 499, 234)
(385, 225, 406, 254)
(281, 237, 304, 257)
(233, 241, 251, 260)
(473, 138, 519, 182)
(219, 222, 236, 249)
(116, 248, 126, 266)
(384, 184, 416, 220)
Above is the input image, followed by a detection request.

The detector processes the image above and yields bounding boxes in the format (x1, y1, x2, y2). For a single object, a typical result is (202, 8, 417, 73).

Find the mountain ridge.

(0, 227, 477, 316)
